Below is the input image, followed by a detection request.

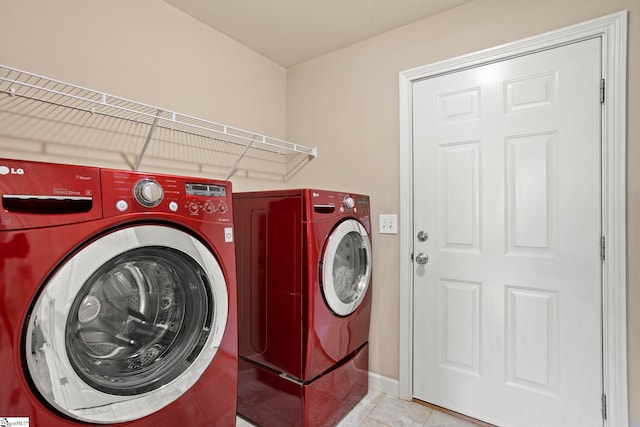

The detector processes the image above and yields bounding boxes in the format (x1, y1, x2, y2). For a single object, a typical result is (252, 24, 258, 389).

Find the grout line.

(412, 399, 496, 426)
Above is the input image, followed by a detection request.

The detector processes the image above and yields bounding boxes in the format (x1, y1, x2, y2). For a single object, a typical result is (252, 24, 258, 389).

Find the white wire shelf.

(0, 64, 317, 181)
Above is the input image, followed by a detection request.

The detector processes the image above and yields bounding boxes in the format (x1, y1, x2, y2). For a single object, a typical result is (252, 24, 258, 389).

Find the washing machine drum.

(25, 225, 228, 424)
(321, 219, 372, 317)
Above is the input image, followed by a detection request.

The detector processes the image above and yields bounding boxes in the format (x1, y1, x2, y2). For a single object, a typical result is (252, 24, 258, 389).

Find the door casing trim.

(398, 11, 628, 426)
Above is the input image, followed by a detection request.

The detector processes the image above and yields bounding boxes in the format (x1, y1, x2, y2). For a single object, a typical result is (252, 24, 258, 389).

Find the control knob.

(344, 196, 355, 210)
(188, 201, 200, 214)
(134, 179, 163, 208)
(204, 201, 215, 214)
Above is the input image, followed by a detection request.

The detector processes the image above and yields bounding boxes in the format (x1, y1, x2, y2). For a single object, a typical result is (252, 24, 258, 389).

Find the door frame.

(398, 11, 628, 426)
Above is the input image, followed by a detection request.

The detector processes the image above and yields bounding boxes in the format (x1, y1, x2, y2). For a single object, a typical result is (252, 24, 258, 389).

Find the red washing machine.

(0, 158, 238, 426)
(233, 189, 372, 426)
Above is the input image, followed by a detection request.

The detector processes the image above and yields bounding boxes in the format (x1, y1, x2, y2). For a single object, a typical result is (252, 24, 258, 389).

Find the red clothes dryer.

(233, 189, 372, 426)
(0, 158, 238, 426)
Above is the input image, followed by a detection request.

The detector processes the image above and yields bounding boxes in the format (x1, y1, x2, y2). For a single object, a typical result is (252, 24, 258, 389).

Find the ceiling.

(164, 0, 473, 67)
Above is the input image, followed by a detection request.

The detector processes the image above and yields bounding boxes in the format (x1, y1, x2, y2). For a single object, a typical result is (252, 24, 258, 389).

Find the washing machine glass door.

(321, 219, 372, 316)
(24, 225, 228, 424)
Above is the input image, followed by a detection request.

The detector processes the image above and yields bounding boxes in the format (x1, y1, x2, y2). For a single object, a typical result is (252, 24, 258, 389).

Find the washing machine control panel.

(101, 169, 233, 222)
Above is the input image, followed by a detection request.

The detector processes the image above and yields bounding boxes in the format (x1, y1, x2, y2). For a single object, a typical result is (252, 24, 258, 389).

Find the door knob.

(417, 231, 428, 242)
(415, 253, 429, 265)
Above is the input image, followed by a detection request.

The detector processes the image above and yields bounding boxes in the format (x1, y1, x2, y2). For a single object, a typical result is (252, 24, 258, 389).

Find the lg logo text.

(0, 166, 25, 175)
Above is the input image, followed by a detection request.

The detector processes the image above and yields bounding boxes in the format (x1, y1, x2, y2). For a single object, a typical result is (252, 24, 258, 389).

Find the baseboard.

(368, 371, 399, 398)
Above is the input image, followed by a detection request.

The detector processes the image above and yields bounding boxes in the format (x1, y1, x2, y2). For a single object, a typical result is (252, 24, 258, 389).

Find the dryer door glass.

(321, 219, 372, 316)
(24, 225, 228, 424)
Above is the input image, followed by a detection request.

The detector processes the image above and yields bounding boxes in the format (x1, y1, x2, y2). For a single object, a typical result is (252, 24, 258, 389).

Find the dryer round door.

(24, 224, 229, 424)
(320, 219, 372, 317)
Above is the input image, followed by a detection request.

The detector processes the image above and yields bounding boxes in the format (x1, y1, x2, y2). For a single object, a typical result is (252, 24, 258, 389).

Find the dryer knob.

(344, 196, 355, 210)
(135, 179, 163, 207)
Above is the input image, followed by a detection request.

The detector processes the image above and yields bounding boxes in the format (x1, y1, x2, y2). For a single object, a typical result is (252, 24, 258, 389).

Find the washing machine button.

(169, 201, 179, 212)
(116, 200, 129, 212)
(188, 201, 200, 214)
(204, 201, 215, 214)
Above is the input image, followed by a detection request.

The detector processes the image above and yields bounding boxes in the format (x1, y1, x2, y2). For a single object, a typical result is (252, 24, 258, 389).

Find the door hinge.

(602, 393, 607, 420)
(600, 236, 606, 262)
(600, 78, 605, 103)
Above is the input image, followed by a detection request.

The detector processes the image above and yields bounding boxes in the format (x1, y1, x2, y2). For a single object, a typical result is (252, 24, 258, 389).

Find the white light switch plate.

(379, 214, 398, 234)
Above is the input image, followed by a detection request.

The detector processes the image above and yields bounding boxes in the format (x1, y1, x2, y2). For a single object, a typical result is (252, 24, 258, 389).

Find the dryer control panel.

(306, 189, 370, 219)
(101, 169, 233, 223)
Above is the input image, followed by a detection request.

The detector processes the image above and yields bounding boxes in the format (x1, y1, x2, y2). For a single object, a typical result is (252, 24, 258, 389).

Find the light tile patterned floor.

(236, 390, 483, 427)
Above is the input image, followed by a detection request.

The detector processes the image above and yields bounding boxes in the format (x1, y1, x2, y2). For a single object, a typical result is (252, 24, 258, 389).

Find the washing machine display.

(26, 225, 228, 423)
(321, 218, 372, 316)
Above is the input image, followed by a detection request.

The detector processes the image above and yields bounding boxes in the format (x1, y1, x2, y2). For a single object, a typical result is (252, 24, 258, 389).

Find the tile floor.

(236, 389, 484, 427)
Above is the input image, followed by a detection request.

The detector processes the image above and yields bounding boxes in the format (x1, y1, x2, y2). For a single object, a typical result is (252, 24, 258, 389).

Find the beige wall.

(286, 0, 639, 423)
(0, 0, 288, 191)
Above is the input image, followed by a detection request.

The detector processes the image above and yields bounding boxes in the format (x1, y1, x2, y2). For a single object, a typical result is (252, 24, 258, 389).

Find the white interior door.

(412, 38, 603, 427)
